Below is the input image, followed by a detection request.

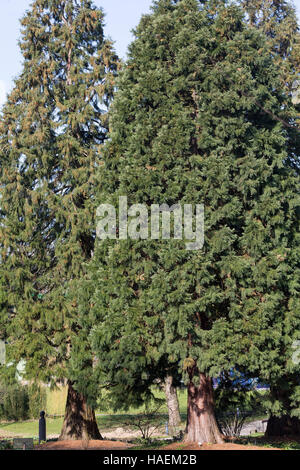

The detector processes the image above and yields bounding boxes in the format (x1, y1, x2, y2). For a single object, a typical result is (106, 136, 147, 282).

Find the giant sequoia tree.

(0, 0, 118, 440)
(83, 0, 300, 444)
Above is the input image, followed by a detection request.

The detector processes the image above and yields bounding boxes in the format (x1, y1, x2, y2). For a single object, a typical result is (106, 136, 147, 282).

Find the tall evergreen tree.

(0, 0, 118, 440)
(240, 0, 300, 135)
(236, 0, 300, 435)
(84, 0, 299, 443)
(241, 0, 300, 87)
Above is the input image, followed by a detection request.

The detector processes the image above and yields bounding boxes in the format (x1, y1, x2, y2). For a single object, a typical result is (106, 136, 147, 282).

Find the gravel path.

(240, 420, 268, 436)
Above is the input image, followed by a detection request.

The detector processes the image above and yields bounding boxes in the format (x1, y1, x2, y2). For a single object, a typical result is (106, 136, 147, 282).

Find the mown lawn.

(0, 417, 64, 438)
(0, 388, 188, 438)
(236, 435, 300, 451)
(46, 386, 188, 416)
(0, 387, 271, 440)
(0, 414, 172, 439)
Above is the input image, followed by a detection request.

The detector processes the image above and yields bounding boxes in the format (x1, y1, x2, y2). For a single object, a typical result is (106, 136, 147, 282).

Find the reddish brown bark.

(59, 382, 102, 441)
(185, 373, 224, 444)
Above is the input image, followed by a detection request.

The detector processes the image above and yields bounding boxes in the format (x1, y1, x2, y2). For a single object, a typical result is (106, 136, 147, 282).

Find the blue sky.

(0, 0, 300, 106)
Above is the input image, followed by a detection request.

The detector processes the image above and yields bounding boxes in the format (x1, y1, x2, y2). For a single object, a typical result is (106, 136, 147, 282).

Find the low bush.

(0, 382, 47, 421)
(0, 384, 29, 421)
(28, 384, 47, 419)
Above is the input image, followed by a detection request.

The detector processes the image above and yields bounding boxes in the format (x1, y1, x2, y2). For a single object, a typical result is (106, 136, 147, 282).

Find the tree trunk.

(164, 375, 181, 429)
(266, 383, 300, 437)
(266, 415, 300, 437)
(59, 381, 102, 441)
(185, 373, 224, 444)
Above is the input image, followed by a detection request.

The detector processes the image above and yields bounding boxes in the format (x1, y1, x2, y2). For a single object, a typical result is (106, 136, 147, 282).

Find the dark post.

(39, 411, 46, 444)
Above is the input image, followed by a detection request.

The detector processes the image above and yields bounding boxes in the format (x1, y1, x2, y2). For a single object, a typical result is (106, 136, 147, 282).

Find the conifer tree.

(236, 0, 300, 435)
(84, 0, 300, 444)
(0, 0, 118, 440)
(240, 0, 300, 91)
(163, 376, 182, 429)
(0, 275, 8, 349)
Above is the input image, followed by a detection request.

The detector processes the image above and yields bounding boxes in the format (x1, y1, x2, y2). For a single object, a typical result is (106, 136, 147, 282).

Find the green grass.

(0, 390, 187, 437)
(95, 387, 187, 416)
(0, 386, 272, 442)
(0, 417, 64, 438)
(42, 385, 187, 417)
(2, 414, 300, 451)
(46, 387, 68, 416)
(0, 414, 174, 439)
(234, 435, 300, 451)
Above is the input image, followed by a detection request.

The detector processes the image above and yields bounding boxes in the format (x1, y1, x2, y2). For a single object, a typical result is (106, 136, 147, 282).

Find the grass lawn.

(0, 414, 173, 439)
(236, 435, 300, 451)
(44, 385, 187, 416)
(0, 387, 270, 440)
(0, 417, 64, 438)
(97, 388, 188, 416)
(0, 388, 187, 438)
(2, 415, 300, 451)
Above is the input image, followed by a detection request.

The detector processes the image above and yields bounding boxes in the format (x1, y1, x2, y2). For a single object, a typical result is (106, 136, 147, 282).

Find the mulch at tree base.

(36, 440, 134, 450)
(36, 439, 281, 451)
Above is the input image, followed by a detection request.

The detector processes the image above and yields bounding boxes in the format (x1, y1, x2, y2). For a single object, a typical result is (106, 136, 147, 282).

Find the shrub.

(1, 385, 29, 421)
(216, 409, 250, 438)
(123, 401, 165, 442)
(28, 384, 47, 419)
(0, 440, 13, 450)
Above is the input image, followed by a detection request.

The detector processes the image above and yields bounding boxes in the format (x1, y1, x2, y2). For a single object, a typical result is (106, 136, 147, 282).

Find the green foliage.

(0, 275, 9, 344)
(28, 384, 47, 419)
(123, 399, 165, 442)
(0, 0, 118, 390)
(214, 373, 264, 437)
(238, 0, 300, 422)
(214, 374, 261, 414)
(0, 383, 29, 422)
(0, 379, 47, 421)
(0, 441, 13, 450)
(81, 0, 300, 420)
(240, 0, 300, 89)
(217, 411, 249, 438)
(239, 0, 300, 151)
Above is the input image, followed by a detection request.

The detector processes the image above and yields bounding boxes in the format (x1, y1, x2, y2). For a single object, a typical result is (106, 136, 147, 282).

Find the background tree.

(240, 0, 300, 90)
(235, 0, 300, 435)
(0, 0, 118, 440)
(0, 274, 8, 344)
(81, 0, 299, 444)
(75, 264, 183, 428)
(163, 375, 182, 430)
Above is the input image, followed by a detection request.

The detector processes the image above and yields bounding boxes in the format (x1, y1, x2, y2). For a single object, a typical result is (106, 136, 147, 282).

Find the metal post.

(39, 411, 46, 444)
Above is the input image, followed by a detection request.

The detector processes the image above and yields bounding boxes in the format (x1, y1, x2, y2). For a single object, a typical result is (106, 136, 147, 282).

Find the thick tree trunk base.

(59, 382, 102, 441)
(165, 375, 181, 430)
(185, 373, 224, 444)
(266, 415, 300, 437)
